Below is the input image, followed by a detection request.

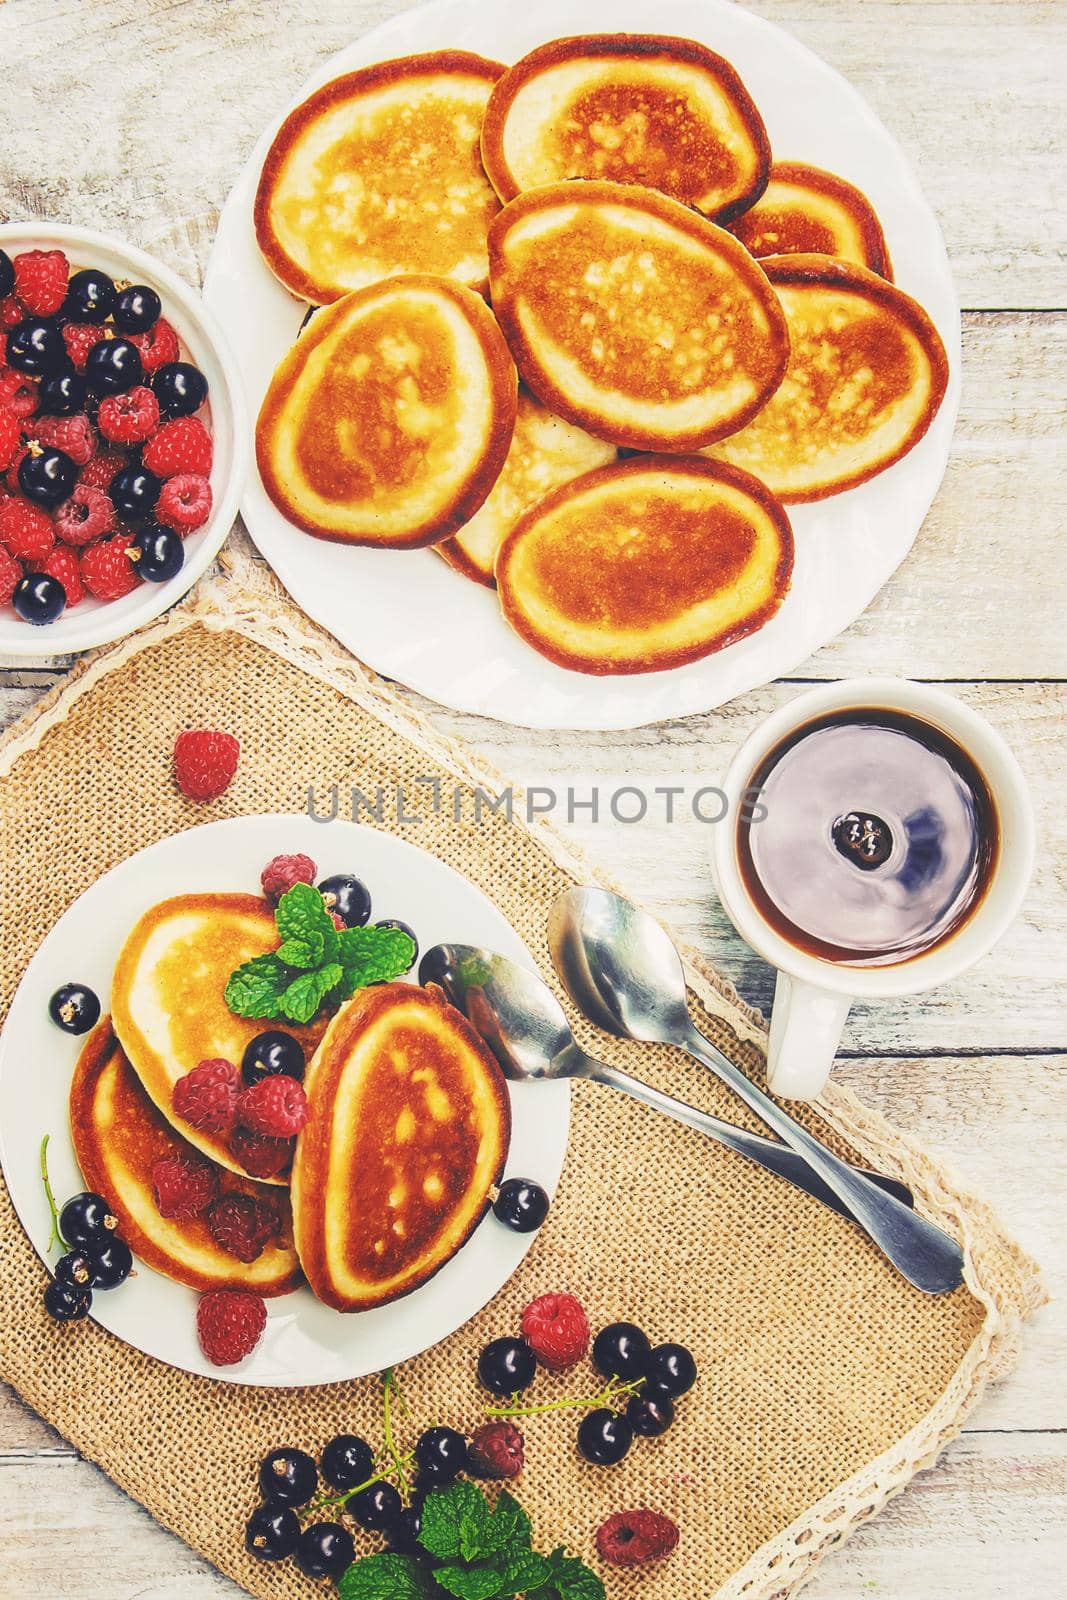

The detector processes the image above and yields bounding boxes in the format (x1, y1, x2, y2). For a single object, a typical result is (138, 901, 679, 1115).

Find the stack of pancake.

(72, 895, 510, 1308)
(253, 34, 949, 676)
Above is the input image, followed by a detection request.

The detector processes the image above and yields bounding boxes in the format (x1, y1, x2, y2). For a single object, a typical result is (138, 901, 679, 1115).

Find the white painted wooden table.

(1, 2, 1065, 1595)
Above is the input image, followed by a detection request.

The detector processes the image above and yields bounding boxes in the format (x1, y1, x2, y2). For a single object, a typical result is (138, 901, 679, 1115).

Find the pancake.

(729, 162, 892, 279)
(111, 893, 325, 1184)
(702, 255, 949, 501)
(254, 51, 504, 301)
(480, 33, 770, 221)
(256, 276, 517, 547)
(291, 984, 510, 1312)
(496, 455, 793, 675)
(488, 182, 789, 452)
(436, 389, 616, 586)
(70, 1021, 301, 1296)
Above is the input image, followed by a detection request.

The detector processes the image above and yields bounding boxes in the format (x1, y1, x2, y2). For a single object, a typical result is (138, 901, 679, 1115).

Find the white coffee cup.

(711, 680, 1035, 1100)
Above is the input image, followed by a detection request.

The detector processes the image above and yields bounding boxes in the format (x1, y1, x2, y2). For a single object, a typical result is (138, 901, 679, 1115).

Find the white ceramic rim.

(711, 679, 1036, 999)
(0, 221, 249, 659)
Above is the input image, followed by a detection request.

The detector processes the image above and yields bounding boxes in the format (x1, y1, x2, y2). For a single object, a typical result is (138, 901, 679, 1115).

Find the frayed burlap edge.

(0, 552, 1044, 1600)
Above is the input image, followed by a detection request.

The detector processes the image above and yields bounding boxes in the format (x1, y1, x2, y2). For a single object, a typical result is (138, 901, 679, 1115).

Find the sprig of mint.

(338, 1481, 604, 1600)
(225, 883, 415, 1024)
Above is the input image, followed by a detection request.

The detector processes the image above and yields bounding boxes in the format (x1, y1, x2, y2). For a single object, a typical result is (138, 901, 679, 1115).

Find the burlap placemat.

(0, 558, 1042, 1600)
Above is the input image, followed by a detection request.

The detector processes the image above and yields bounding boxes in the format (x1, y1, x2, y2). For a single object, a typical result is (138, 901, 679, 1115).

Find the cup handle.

(766, 971, 853, 1099)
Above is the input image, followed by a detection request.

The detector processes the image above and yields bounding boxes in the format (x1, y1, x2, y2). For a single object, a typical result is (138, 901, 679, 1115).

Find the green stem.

(40, 1135, 67, 1254)
(382, 1367, 411, 1493)
(485, 1375, 643, 1420)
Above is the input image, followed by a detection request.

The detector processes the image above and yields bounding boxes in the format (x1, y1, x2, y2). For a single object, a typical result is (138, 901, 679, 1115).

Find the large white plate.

(0, 815, 568, 1386)
(204, 0, 961, 730)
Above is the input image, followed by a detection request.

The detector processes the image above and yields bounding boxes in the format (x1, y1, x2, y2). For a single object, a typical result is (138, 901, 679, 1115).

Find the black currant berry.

(13, 573, 66, 627)
(577, 1408, 633, 1466)
(54, 1251, 93, 1289)
(85, 1237, 134, 1290)
(320, 1433, 374, 1492)
(131, 522, 184, 582)
(113, 284, 162, 334)
(6, 318, 67, 376)
(85, 336, 143, 395)
(43, 1279, 92, 1322)
(37, 369, 87, 415)
(0, 249, 13, 299)
(258, 1447, 318, 1507)
(58, 1192, 117, 1247)
(241, 1030, 305, 1087)
(317, 874, 371, 928)
(62, 268, 116, 324)
(493, 1178, 550, 1233)
(245, 1503, 300, 1562)
(375, 919, 418, 969)
(477, 1337, 537, 1396)
(643, 1342, 697, 1397)
(414, 1426, 468, 1486)
(151, 361, 208, 418)
(18, 446, 76, 508)
(626, 1390, 674, 1437)
(592, 1322, 650, 1382)
(295, 1521, 355, 1581)
(387, 1503, 423, 1555)
(346, 1480, 402, 1531)
(109, 463, 161, 522)
(48, 983, 101, 1035)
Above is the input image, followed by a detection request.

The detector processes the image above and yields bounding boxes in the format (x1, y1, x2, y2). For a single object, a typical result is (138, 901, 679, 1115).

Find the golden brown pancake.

(70, 1021, 302, 1296)
(256, 276, 517, 547)
(254, 51, 504, 302)
(437, 388, 616, 587)
(729, 162, 893, 279)
(488, 181, 789, 452)
(703, 255, 949, 501)
(292, 984, 510, 1312)
(496, 455, 793, 675)
(111, 893, 325, 1184)
(481, 34, 770, 221)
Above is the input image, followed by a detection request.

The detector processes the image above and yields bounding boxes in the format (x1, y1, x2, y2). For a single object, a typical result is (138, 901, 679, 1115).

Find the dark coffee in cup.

(737, 709, 998, 965)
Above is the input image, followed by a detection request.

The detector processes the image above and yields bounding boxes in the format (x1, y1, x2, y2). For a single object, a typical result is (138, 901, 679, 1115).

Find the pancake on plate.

(437, 388, 616, 587)
(480, 33, 770, 221)
(703, 254, 949, 501)
(729, 162, 893, 278)
(488, 181, 789, 452)
(256, 276, 517, 547)
(496, 454, 793, 675)
(111, 893, 325, 1184)
(70, 1021, 302, 1295)
(254, 51, 504, 301)
(292, 984, 510, 1312)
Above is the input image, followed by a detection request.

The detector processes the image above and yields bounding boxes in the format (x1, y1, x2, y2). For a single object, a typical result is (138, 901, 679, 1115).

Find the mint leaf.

(223, 953, 289, 1019)
(420, 1483, 490, 1562)
(335, 925, 417, 996)
(338, 1553, 439, 1599)
(276, 881, 337, 946)
(481, 1490, 531, 1558)
(432, 1564, 503, 1600)
(279, 962, 343, 1024)
(494, 1548, 553, 1594)
(527, 1550, 605, 1600)
(277, 933, 329, 969)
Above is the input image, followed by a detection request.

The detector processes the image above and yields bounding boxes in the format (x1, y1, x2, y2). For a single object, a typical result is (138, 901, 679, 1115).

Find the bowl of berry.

(0, 222, 248, 656)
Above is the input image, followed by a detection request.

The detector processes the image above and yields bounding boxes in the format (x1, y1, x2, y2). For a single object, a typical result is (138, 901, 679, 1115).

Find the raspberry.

(0, 409, 20, 471)
(173, 1057, 239, 1133)
(0, 297, 25, 331)
(467, 1422, 525, 1480)
(97, 384, 159, 445)
(156, 472, 212, 534)
(30, 413, 95, 466)
(260, 853, 317, 901)
(0, 546, 22, 607)
(12, 250, 68, 316)
(173, 728, 240, 801)
(196, 1288, 267, 1367)
(0, 498, 54, 562)
(78, 450, 124, 492)
(596, 1510, 679, 1568)
(0, 367, 37, 418)
(236, 1075, 310, 1138)
(62, 323, 109, 371)
(151, 1153, 218, 1220)
(4, 445, 28, 495)
(520, 1292, 590, 1372)
(230, 1126, 294, 1179)
(54, 484, 114, 546)
(33, 545, 84, 606)
(129, 316, 180, 373)
(205, 1194, 282, 1263)
(80, 532, 141, 600)
(142, 415, 212, 478)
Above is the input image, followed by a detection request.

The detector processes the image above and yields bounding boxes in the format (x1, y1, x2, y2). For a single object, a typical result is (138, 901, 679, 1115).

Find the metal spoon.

(546, 887, 965, 1296)
(418, 943, 914, 1224)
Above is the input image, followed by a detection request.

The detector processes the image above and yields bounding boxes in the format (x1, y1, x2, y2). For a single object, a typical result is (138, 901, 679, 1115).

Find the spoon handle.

(678, 1025, 964, 1295)
(590, 1061, 913, 1216)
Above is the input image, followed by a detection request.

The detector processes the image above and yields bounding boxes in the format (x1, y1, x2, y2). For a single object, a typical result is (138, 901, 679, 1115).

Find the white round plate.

(0, 815, 569, 1386)
(0, 222, 248, 660)
(205, 0, 961, 731)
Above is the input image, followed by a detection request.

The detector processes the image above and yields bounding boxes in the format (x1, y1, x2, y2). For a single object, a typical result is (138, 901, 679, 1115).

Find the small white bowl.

(0, 222, 248, 658)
